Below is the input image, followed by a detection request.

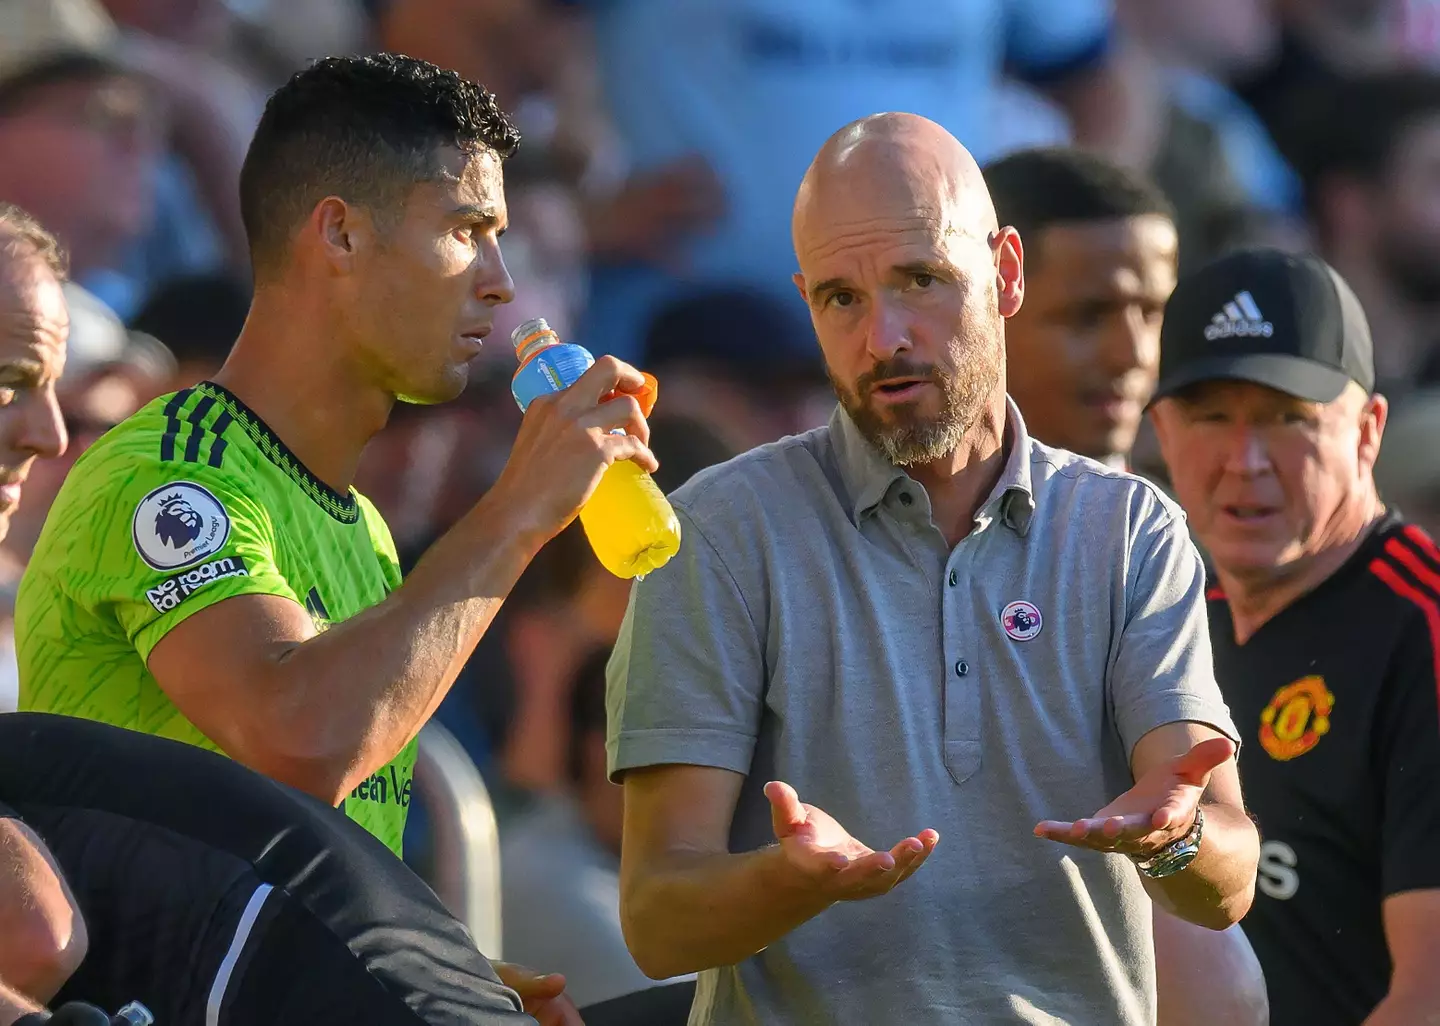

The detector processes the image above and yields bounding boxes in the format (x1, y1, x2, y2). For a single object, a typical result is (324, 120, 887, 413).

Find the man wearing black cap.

(1149, 247, 1440, 1026)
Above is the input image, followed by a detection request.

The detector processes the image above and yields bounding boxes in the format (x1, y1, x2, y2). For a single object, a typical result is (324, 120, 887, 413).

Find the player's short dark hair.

(238, 53, 521, 277)
(1291, 70, 1440, 216)
(0, 202, 68, 279)
(983, 147, 1175, 262)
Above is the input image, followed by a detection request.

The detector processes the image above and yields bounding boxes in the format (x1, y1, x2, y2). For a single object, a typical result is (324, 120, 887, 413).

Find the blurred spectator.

(568, 0, 1147, 362)
(375, 0, 557, 124)
(0, 0, 168, 316)
(101, 0, 367, 89)
(985, 147, 1177, 468)
(491, 521, 632, 799)
(129, 270, 250, 390)
(641, 288, 832, 453)
(0, 0, 240, 324)
(99, 0, 272, 267)
(1375, 388, 1440, 535)
(1115, 0, 1304, 262)
(1293, 69, 1440, 394)
(500, 645, 693, 1007)
(0, 284, 173, 567)
(0, 280, 172, 713)
(1235, 0, 1438, 168)
(0, 204, 73, 713)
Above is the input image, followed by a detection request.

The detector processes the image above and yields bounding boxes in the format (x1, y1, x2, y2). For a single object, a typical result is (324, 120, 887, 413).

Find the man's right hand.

(490, 355, 659, 548)
(766, 781, 939, 901)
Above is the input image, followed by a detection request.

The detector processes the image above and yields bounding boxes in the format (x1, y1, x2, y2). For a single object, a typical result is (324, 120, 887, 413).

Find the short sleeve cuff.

(133, 576, 303, 665)
(607, 727, 756, 782)
(1120, 694, 1242, 763)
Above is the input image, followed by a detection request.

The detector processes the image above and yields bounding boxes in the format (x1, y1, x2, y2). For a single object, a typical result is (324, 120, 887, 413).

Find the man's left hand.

(1033, 737, 1235, 857)
(493, 962, 584, 1026)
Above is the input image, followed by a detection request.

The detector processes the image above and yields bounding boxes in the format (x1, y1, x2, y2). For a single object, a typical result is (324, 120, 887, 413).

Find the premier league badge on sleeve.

(132, 481, 233, 571)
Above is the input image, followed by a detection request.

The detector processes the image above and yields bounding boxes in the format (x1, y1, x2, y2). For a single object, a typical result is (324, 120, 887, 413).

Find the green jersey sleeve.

(34, 437, 304, 666)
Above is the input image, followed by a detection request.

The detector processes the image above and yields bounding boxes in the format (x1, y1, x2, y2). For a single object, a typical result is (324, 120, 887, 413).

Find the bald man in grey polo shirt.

(607, 114, 1260, 1026)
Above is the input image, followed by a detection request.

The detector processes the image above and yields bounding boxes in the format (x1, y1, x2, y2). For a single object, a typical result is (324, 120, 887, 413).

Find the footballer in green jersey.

(18, 381, 416, 854)
(13, 55, 657, 870)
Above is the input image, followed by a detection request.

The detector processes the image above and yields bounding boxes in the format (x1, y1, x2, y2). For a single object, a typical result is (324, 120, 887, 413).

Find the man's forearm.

(0, 823, 86, 1003)
(623, 846, 832, 980)
(1143, 803, 1259, 930)
(263, 489, 544, 798)
(0, 978, 42, 1025)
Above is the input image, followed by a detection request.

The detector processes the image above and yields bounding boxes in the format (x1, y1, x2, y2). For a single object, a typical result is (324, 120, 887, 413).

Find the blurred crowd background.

(6, 0, 1440, 1008)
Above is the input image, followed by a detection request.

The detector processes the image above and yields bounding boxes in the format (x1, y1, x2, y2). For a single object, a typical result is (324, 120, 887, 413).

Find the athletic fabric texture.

(17, 381, 415, 854)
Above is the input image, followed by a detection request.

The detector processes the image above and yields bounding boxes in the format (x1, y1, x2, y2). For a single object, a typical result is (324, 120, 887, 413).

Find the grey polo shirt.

(607, 398, 1239, 1026)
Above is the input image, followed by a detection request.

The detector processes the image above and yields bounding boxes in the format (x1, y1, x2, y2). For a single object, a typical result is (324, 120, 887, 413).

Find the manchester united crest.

(1260, 676, 1335, 761)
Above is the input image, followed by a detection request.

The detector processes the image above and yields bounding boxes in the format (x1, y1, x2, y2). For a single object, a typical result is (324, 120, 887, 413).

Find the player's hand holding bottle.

(492, 351, 658, 550)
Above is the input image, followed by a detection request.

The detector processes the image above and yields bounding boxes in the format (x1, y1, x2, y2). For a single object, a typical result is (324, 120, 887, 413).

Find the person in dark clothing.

(1150, 246, 1440, 1026)
(0, 713, 580, 1025)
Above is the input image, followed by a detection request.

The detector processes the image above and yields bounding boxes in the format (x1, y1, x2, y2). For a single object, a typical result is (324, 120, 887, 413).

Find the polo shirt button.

(899, 492, 914, 506)
(955, 660, 969, 677)
(948, 569, 958, 586)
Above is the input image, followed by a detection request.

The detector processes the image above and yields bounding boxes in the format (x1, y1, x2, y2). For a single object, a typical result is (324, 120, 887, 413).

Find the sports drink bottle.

(509, 318, 681, 579)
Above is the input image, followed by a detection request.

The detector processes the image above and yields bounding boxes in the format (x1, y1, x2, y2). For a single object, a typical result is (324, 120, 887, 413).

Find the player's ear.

(992, 227, 1023, 319)
(1359, 390, 1388, 474)
(310, 196, 367, 276)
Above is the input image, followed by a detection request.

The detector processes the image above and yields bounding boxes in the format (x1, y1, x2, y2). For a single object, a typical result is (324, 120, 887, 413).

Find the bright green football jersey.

(17, 381, 416, 856)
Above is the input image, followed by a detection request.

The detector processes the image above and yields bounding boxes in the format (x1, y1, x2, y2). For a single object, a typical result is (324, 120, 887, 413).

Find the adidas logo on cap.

(1204, 291, 1274, 341)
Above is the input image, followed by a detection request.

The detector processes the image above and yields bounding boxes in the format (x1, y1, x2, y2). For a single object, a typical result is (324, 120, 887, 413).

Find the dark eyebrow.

(808, 277, 848, 302)
(809, 260, 948, 303)
(894, 260, 945, 279)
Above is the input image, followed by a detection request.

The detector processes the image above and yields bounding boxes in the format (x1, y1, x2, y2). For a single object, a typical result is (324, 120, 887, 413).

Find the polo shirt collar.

(831, 396, 1036, 535)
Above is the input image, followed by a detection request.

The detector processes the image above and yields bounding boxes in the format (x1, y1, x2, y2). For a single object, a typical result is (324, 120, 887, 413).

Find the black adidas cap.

(1153, 248, 1375, 405)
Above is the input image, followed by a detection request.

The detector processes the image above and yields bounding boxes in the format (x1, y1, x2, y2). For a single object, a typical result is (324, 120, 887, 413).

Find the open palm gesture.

(1034, 737, 1234, 857)
(766, 781, 939, 900)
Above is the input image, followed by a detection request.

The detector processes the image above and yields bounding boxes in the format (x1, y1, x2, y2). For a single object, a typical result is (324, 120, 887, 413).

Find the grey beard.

(874, 416, 970, 466)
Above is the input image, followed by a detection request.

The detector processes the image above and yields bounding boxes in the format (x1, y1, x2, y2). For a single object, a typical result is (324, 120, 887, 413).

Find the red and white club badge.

(1001, 600, 1043, 641)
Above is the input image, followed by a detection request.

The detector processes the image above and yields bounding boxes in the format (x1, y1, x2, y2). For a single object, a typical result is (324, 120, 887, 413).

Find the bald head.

(793, 113, 998, 259)
(791, 114, 1023, 473)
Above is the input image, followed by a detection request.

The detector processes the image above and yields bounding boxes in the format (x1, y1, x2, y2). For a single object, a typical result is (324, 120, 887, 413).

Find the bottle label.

(511, 343, 595, 412)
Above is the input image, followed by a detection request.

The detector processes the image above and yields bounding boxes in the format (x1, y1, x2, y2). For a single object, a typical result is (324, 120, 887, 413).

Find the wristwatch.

(1130, 807, 1204, 879)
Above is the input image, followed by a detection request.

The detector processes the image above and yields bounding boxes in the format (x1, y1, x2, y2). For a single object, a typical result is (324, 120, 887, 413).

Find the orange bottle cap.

(635, 372, 658, 418)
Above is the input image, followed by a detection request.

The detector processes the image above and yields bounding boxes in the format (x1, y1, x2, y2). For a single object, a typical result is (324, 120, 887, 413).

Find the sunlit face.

(347, 146, 515, 405)
(1151, 380, 1385, 581)
(1006, 215, 1177, 463)
(793, 204, 1017, 466)
(0, 251, 69, 543)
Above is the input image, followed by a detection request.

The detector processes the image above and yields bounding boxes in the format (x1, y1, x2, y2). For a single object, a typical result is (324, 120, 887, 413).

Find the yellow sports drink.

(509, 317, 681, 579)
